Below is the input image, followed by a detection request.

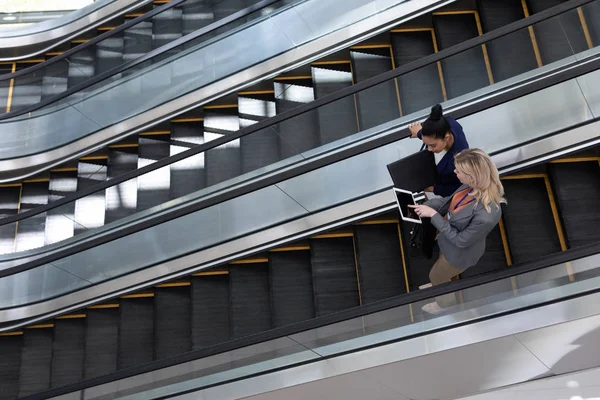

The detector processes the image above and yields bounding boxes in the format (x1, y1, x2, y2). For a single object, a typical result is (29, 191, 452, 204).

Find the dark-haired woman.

(409, 104, 469, 197)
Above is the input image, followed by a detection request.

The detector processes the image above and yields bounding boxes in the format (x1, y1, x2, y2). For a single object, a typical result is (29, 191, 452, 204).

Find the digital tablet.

(393, 187, 422, 224)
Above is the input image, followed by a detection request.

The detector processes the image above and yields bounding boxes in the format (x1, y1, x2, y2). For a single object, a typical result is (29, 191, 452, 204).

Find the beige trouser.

(429, 253, 465, 308)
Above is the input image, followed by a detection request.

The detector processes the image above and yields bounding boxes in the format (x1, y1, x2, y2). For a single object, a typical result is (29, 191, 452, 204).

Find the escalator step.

(204, 108, 242, 187)
(123, 21, 153, 63)
(18, 329, 53, 397)
(137, 137, 171, 211)
(527, 0, 589, 63)
(105, 149, 139, 224)
(582, 2, 600, 46)
(502, 178, 562, 263)
(549, 161, 600, 248)
(118, 298, 155, 369)
(170, 122, 206, 199)
(230, 264, 272, 338)
(0, 336, 22, 400)
(95, 31, 125, 74)
(354, 224, 407, 303)
(392, 31, 445, 115)
(433, 13, 490, 98)
(461, 224, 507, 278)
(51, 319, 85, 387)
(351, 50, 400, 130)
(0, 186, 19, 255)
(41, 61, 69, 101)
(75, 161, 107, 236)
(11, 65, 43, 111)
(15, 182, 49, 252)
(477, 0, 538, 82)
(66, 47, 96, 95)
(270, 251, 315, 327)
(155, 286, 192, 359)
(239, 96, 281, 173)
(191, 275, 231, 349)
(310, 237, 360, 316)
(84, 308, 119, 379)
(274, 82, 320, 159)
(312, 66, 358, 144)
(45, 171, 78, 246)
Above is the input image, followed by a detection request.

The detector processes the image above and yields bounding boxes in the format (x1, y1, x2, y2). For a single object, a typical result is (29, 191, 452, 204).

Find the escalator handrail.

(19, 240, 600, 400)
(0, 0, 590, 229)
(0, 0, 282, 120)
(0, 0, 187, 81)
(0, 0, 594, 280)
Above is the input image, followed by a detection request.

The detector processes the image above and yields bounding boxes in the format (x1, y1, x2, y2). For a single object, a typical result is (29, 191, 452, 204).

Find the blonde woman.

(410, 148, 505, 315)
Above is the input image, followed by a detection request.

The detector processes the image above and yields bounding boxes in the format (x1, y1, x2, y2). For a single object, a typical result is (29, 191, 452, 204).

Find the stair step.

(191, 275, 231, 349)
(19, 329, 53, 397)
(229, 264, 272, 338)
(118, 297, 155, 369)
(84, 308, 119, 379)
(154, 286, 192, 359)
(51, 319, 86, 388)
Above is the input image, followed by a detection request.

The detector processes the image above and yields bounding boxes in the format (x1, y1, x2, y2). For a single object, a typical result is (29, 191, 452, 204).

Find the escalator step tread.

(549, 162, 600, 248)
(527, 0, 589, 63)
(310, 238, 360, 316)
(461, 224, 507, 278)
(137, 137, 171, 211)
(0, 336, 22, 400)
(105, 149, 139, 224)
(434, 13, 490, 98)
(192, 275, 231, 349)
(270, 251, 315, 327)
(51, 319, 85, 388)
(230, 264, 272, 338)
(95, 31, 125, 74)
(502, 178, 562, 263)
(312, 67, 359, 144)
(84, 308, 119, 379)
(391, 31, 444, 115)
(582, 2, 600, 47)
(118, 298, 155, 369)
(18, 330, 53, 397)
(170, 122, 206, 198)
(354, 224, 407, 303)
(155, 287, 192, 359)
(239, 96, 281, 173)
(350, 52, 400, 130)
(476, 0, 538, 82)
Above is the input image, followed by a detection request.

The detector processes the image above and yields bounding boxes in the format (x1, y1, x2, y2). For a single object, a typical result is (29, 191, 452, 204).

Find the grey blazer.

(425, 184, 502, 269)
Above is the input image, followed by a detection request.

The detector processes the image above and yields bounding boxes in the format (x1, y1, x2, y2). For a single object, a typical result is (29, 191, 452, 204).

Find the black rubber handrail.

(0, 0, 591, 227)
(18, 240, 600, 400)
(0, 0, 186, 81)
(0, 0, 282, 120)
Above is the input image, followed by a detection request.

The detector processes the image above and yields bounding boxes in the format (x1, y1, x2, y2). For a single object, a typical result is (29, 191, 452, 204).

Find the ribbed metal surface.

(105, 149, 139, 224)
(312, 66, 358, 145)
(270, 251, 315, 327)
(477, 0, 538, 82)
(230, 263, 272, 338)
(204, 108, 242, 187)
(528, 0, 590, 60)
(137, 136, 171, 212)
(123, 20, 153, 63)
(15, 182, 48, 252)
(502, 178, 562, 263)
(11, 64, 43, 111)
(84, 308, 119, 379)
(0, 335, 22, 400)
(461, 224, 507, 278)
(66, 47, 96, 98)
(434, 13, 490, 99)
(549, 162, 600, 248)
(239, 95, 280, 174)
(310, 237, 360, 316)
(191, 275, 231, 350)
(582, 2, 600, 46)
(351, 51, 400, 131)
(118, 298, 155, 369)
(154, 286, 192, 360)
(41, 61, 69, 101)
(96, 31, 125, 75)
(354, 224, 407, 303)
(0, 186, 19, 255)
(18, 329, 53, 397)
(170, 122, 206, 199)
(51, 319, 85, 388)
(392, 31, 445, 115)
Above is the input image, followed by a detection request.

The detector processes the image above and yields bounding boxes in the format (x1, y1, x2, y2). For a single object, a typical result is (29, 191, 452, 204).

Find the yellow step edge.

(274, 75, 313, 81)
(432, 10, 477, 15)
(350, 44, 392, 50)
(312, 60, 351, 65)
(550, 157, 600, 164)
(27, 324, 54, 329)
(121, 293, 154, 299)
(108, 143, 139, 149)
(238, 90, 275, 95)
(79, 155, 108, 161)
(171, 117, 204, 123)
(269, 245, 311, 252)
(56, 313, 86, 320)
(125, 13, 144, 17)
(0, 331, 23, 336)
(88, 303, 119, 309)
(390, 28, 433, 33)
(139, 130, 171, 136)
(0, 183, 22, 187)
(312, 232, 354, 239)
(156, 282, 191, 288)
(71, 39, 89, 44)
(16, 59, 45, 64)
(501, 173, 547, 180)
(203, 104, 238, 109)
(192, 270, 229, 276)
(356, 219, 400, 225)
(230, 257, 269, 264)
(23, 178, 50, 183)
(51, 167, 78, 172)
(97, 27, 117, 31)
(46, 51, 64, 56)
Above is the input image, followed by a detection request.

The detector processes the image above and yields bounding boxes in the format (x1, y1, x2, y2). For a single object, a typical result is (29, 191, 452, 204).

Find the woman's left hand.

(409, 205, 438, 218)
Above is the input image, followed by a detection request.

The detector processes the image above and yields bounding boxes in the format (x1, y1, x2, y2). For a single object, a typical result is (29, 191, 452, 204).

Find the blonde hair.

(454, 148, 506, 212)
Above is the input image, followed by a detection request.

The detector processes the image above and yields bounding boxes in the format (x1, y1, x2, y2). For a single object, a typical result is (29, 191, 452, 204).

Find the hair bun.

(429, 104, 443, 121)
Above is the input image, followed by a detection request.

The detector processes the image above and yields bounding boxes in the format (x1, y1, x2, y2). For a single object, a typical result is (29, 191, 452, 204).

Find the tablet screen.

(395, 190, 420, 221)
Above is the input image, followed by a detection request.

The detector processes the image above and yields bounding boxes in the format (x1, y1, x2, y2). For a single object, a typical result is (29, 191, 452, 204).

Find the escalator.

(0, 0, 598, 256)
(0, 143, 598, 399)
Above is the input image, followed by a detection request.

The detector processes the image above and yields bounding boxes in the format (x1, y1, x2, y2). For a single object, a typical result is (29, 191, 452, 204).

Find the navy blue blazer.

(418, 117, 469, 197)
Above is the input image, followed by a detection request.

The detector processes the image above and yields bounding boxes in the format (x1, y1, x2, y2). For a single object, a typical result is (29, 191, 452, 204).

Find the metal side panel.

(0, 0, 149, 61)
